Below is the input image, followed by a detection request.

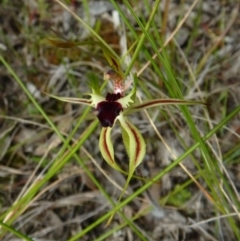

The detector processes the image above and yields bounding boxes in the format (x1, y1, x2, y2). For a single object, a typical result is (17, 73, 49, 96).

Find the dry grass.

(0, 1, 240, 241)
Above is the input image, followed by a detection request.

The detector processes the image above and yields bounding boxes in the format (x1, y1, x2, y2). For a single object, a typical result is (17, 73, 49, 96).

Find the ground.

(0, 1, 240, 241)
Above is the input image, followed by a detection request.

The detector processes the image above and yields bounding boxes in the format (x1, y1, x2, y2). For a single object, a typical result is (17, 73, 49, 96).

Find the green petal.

(88, 91, 105, 108)
(117, 92, 134, 108)
(125, 98, 205, 114)
(117, 84, 137, 109)
(117, 113, 146, 199)
(43, 92, 92, 105)
(99, 127, 122, 172)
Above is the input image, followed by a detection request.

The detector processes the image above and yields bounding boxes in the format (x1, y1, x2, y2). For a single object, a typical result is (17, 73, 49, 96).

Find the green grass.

(0, 0, 239, 240)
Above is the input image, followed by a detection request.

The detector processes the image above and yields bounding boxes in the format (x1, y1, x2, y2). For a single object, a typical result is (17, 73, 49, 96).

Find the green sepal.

(43, 92, 92, 106)
(117, 113, 146, 200)
(99, 127, 122, 172)
(124, 98, 205, 115)
(87, 92, 105, 108)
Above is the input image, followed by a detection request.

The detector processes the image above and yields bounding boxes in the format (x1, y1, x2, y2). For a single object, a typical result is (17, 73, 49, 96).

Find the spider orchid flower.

(45, 69, 203, 198)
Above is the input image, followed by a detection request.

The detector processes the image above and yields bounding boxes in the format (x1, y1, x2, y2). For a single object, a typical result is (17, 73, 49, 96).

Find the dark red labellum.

(96, 93, 123, 127)
(105, 92, 122, 102)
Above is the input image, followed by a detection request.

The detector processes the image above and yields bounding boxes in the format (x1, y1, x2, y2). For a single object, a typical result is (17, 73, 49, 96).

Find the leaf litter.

(0, 1, 240, 241)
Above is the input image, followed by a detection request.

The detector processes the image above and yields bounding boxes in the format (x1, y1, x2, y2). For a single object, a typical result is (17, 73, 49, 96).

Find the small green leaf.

(131, 73, 138, 102)
(86, 72, 101, 95)
(167, 185, 191, 207)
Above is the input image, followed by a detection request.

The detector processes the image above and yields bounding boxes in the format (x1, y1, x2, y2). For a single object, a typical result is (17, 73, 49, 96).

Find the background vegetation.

(0, 0, 239, 240)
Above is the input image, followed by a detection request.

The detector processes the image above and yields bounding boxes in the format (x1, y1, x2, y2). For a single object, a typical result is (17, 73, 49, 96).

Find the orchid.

(44, 39, 203, 206)
(45, 67, 203, 203)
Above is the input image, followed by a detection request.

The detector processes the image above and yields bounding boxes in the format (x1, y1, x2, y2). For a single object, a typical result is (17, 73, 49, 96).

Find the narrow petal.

(117, 113, 146, 200)
(43, 92, 92, 105)
(117, 91, 134, 108)
(125, 99, 205, 114)
(87, 92, 106, 108)
(99, 127, 122, 172)
(118, 114, 146, 169)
